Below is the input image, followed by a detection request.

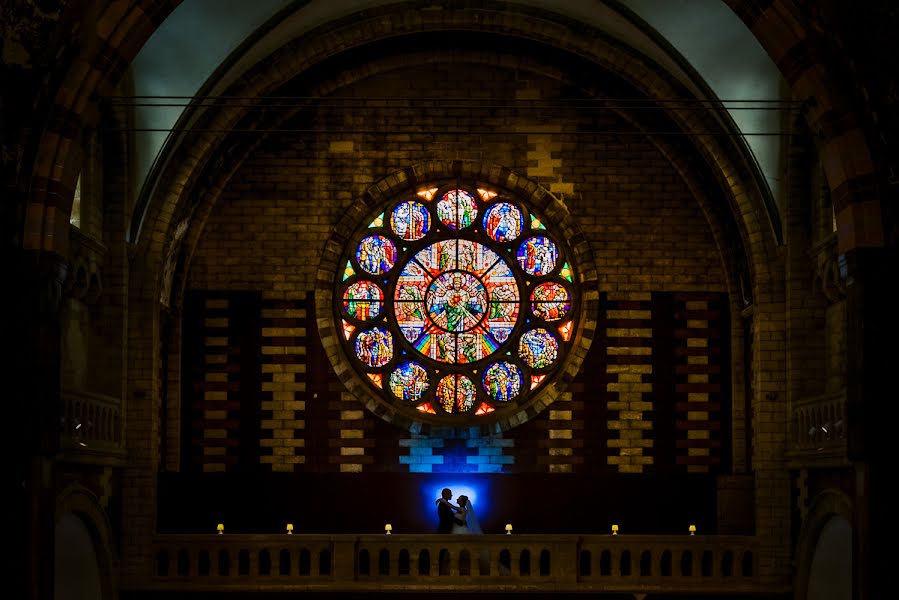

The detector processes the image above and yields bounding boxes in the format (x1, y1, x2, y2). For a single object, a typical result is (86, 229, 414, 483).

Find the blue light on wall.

(423, 479, 490, 521)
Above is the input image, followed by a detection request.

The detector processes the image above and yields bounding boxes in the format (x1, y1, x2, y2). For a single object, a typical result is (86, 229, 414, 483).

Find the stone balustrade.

(788, 389, 847, 465)
(148, 534, 772, 594)
(60, 388, 124, 458)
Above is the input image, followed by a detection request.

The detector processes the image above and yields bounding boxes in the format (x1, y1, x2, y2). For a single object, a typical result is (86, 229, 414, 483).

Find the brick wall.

(186, 62, 727, 475)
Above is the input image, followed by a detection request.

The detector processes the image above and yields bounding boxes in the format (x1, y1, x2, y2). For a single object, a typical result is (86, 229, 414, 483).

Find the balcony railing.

(788, 389, 847, 467)
(59, 388, 125, 464)
(146, 534, 780, 594)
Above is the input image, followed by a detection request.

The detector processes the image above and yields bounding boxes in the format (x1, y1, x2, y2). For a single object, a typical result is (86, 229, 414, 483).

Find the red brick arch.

(726, 0, 885, 252)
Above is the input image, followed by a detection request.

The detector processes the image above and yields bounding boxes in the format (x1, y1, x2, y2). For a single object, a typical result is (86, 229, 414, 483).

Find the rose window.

(336, 184, 578, 419)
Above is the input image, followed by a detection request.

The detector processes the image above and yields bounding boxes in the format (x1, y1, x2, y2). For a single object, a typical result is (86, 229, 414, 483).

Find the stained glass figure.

(483, 202, 524, 242)
(436, 189, 478, 230)
(426, 271, 486, 332)
(389, 361, 430, 401)
(483, 361, 523, 402)
(517, 236, 558, 276)
(436, 374, 476, 413)
(391, 200, 431, 241)
(356, 235, 396, 275)
(530, 282, 570, 322)
(344, 281, 384, 320)
(354, 327, 393, 367)
(518, 328, 559, 369)
(414, 239, 457, 272)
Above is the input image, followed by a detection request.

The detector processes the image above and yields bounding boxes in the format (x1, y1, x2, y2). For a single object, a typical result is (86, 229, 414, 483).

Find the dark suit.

(436, 500, 454, 533)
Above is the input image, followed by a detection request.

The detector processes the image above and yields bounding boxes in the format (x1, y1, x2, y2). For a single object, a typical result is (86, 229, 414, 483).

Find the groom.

(436, 488, 458, 533)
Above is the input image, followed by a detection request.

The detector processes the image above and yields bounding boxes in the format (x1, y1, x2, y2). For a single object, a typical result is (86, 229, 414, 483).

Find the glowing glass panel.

(558, 321, 573, 342)
(367, 373, 383, 388)
(519, 328, 558, 369)
(477, 188, 497, 201)
(531, 374, 546, 389)
(343, 281, 384, 320)
(354, 327, 393, 367)
(436, 189, 477, 230)
(436, 374, 476, 414)
(356, 235, 396, 275)
(343, 260, 355, 280)
(390, 200, 431, 241)
(530, 282, 570, 322)
(368, 212, 384, 228)
(475, 403, 495, 415)
(531, 215, 545, 230)
(517, 236, 558, 276)
(342, 320, 355, 340)
(483, 202, 524, 242)
(482, 361, 523, 402)
(560, 262, 573, 282)
(389, 361, 430, 401)
(425, 271, 487, 333)
(417, 402, 436, 414)
(417, 187, 438, 201)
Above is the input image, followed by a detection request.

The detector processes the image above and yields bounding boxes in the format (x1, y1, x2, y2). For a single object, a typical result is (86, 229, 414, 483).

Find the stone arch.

(794, 488, 854, 600)
(55, 484, 117, 600)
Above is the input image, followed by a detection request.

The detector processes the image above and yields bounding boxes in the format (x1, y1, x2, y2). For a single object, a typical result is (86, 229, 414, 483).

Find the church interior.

(4, 1, 897, 599)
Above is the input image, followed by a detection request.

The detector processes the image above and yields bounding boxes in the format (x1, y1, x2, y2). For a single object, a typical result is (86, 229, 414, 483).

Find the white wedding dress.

(452, 499, 482, 534)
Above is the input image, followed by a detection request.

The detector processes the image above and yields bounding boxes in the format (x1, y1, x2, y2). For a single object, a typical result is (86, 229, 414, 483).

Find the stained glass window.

(335, 184, 578, 419)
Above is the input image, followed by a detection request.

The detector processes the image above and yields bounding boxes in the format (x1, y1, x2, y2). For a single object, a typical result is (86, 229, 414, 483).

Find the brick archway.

(726, 0, 885, 252)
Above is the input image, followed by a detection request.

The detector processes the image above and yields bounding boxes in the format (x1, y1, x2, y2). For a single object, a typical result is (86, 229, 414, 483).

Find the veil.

(464, 499, 483, 534)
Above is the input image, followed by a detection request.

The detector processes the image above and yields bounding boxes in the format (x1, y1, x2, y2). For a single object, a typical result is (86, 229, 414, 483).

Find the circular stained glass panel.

(519, 328, 558, 369)
(517, 236, 558, 276)
(389, 361, 430, 401)
(354, 327, 393, 367)
(483, 202, 524, 242)
(436, 374, 476, 414)
(357, 234, 396, 275)
(530, 282, 570, 322)
(343, 281, 384, 320)
(335, 183, 579, 421)
(436, 189, 478, 230)
(482, 361, 523, 402)
(390, 200, 431, 241)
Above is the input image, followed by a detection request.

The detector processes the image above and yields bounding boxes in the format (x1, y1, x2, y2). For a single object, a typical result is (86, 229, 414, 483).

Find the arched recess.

(124, 0, 787, 577)
(54, 485, 117, 600)
(794, 489, 853, 600)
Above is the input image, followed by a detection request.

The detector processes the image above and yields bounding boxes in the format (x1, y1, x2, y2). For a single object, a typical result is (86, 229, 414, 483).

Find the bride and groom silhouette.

(435, 488, 482, 534)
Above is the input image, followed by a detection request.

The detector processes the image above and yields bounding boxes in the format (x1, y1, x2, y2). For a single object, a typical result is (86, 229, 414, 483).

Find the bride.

(451, 495, 482, 534)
